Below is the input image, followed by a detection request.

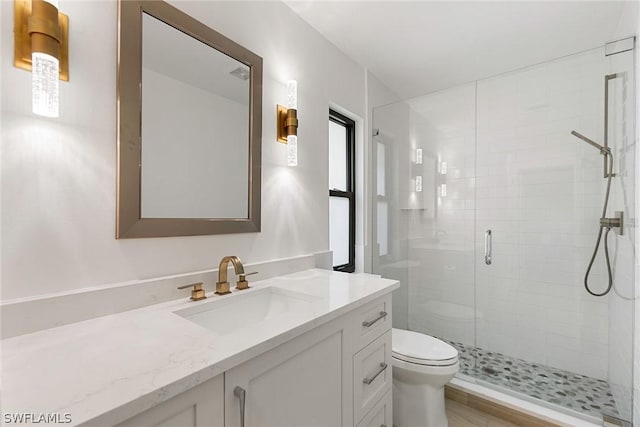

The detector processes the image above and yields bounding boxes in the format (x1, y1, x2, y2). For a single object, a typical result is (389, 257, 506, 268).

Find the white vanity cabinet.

(117, 293, 393, 427)
(352, 296, 393, 427)
(115, 375, 223, 427)
(224, 294, 392, 427)
(224, 314, 354, 427)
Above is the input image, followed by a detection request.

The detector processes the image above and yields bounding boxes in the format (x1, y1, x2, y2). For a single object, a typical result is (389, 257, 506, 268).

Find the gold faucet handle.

(177, 282, 207, 301)
(236, 272, 258, 291)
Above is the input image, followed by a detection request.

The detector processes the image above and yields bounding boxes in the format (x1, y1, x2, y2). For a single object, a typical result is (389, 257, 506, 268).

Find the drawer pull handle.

(362, 311, 388, 327)
(363, 362, 388, 384)
(234, 386, 246, 427)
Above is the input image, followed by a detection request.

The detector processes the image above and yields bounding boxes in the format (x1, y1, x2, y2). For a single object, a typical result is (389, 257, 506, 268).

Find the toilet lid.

(392, 328, 458, 366)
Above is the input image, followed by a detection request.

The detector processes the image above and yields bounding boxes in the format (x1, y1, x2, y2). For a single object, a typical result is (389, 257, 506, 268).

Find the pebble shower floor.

(443, 338, 631, 422)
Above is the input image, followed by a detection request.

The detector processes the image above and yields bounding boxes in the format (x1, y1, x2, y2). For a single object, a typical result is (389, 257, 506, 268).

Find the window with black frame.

(329, 109, 355, 272)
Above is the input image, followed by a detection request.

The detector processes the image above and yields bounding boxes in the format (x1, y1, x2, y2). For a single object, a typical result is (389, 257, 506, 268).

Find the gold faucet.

(216, 256, 243, 295)
(216, 256, 258, 294)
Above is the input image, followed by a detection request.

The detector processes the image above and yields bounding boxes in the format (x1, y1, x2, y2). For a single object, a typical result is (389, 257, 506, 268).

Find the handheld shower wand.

(571, 130, 622, 297)
(570, 72, 626, 297)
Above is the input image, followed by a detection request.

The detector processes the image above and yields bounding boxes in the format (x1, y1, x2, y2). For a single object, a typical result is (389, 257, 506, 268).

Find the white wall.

(0, 1, 366, 300)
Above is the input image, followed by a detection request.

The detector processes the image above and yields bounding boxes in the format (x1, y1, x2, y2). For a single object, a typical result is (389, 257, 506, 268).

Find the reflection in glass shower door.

(371, 102, 410, 330)
(403, 83, 478, 353)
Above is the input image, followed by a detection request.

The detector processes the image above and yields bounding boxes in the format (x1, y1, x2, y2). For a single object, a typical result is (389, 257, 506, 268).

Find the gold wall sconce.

(14, 0, 69, 117)
(277, 80, 298, 166)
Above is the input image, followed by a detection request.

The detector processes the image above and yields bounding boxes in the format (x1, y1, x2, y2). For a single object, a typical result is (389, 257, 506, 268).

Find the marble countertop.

(1, 269, 398, 426)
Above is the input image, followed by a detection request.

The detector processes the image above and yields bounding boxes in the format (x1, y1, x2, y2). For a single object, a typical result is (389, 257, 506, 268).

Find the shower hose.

(584, 153, 614, 297)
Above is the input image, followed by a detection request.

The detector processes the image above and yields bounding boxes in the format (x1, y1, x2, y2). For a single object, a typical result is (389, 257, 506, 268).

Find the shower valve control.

(600, 211, 624, 235)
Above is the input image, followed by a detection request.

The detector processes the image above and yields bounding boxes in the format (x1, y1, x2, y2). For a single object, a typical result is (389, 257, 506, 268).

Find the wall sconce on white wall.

(440, 183, 447, 197)
(415, 175, 423, 192)
(416, 148, 423, 165)
(277, 80, 299, 166)
(14, 0, 69, 118)
(440, 161, 447, 175)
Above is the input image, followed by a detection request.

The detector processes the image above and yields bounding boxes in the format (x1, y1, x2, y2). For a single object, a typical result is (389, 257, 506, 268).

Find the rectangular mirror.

(117, 1, 262, 238)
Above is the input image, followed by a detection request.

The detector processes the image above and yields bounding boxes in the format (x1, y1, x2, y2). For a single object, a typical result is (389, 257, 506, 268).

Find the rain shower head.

(571, 131, 610, 155)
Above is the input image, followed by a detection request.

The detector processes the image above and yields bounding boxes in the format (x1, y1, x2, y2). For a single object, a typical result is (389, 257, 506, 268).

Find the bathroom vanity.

(2, 270, 398, 427)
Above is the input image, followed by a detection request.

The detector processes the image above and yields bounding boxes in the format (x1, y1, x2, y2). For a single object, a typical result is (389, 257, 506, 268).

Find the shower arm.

(570, 130, 614, 178)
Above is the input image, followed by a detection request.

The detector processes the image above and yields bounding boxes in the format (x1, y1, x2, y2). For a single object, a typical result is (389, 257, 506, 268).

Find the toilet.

(392, 328, 459, 427)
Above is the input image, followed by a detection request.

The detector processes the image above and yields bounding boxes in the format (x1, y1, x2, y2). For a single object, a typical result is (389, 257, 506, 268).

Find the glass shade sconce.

(416, 148, 423, 165)
(440, 161, 447, 174)
(13, 0, 69, 118)
(415, 175, 423, 192)
(438, 160, 448, 197)
(277, 80, 299, 166)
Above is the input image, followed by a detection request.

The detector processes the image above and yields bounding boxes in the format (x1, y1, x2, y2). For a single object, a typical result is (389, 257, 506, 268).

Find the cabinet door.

(225, 319, 353, 427)
(115, 375, 223, 427)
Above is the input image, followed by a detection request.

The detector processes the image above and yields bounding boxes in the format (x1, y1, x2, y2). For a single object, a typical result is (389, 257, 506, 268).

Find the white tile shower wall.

(633, 28, 640, 427)
(475, 48, 615, 380)
(606, 46, 636, 420)
(616, 5, 640, 424)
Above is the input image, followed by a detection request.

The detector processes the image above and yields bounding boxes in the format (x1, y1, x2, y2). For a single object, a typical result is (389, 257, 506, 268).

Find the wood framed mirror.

(117, 0, 262, 238)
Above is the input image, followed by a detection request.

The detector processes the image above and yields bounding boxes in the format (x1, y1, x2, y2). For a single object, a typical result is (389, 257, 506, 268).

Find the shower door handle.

(484, 230, 492, 265)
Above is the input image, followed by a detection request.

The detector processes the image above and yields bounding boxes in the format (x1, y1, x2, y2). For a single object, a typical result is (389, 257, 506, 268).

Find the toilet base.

(393, 378, 448, 427)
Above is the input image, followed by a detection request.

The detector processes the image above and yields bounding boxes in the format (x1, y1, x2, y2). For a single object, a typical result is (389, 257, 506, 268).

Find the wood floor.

(446, 398, 520, 427)
(444, 386, 559, 427)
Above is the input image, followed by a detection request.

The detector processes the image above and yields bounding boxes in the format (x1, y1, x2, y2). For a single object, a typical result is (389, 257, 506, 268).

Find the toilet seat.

(392, 328, 458, 367)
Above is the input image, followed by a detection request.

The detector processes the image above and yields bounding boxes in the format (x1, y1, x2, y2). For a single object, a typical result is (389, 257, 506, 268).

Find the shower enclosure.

(371, 41, 635, 424)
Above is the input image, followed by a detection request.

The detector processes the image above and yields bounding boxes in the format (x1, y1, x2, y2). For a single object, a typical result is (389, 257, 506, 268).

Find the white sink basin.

(174, 287, 318, 336)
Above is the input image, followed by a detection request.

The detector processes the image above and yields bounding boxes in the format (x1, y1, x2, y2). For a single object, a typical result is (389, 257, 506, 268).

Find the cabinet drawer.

(356, 389, 392, 427)
(354, 295, 392, 351)
(353, 330, 392, 424)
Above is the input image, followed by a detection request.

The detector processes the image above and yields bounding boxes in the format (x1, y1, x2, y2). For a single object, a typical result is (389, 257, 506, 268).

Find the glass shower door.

(474, 46, 634, 423)
(403, 84, 477, 360)
(370, 42, 635, 425)
(371, 83, 478, 356)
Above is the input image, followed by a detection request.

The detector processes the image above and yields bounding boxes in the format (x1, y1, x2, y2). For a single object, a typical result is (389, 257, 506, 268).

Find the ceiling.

(285, 1, 631, 99)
